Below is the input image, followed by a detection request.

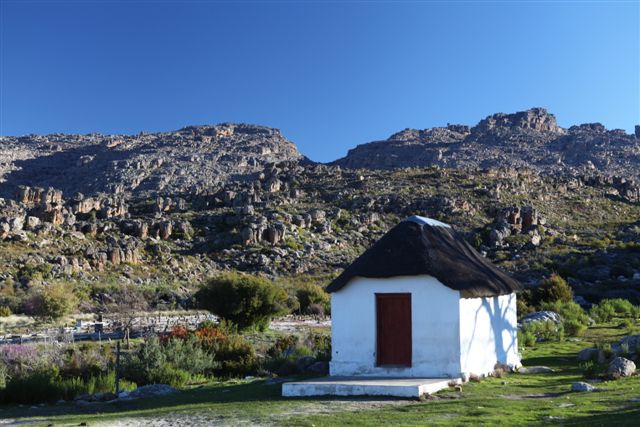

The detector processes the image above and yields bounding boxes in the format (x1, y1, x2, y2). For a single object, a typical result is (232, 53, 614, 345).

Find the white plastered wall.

(330, 275, 462, 378)
(458, 293, 520, 377)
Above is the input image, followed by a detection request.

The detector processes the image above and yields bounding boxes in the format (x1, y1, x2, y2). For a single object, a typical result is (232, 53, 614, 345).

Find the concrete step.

(282, 376, 457, 398)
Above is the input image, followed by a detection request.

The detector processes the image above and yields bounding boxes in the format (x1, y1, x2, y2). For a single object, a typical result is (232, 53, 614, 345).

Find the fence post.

(115, 341, 121, 395)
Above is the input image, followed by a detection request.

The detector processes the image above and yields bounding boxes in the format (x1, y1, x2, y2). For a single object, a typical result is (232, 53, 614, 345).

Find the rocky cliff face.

(332, 108, 640, 179)
(0, 123, 302, 199)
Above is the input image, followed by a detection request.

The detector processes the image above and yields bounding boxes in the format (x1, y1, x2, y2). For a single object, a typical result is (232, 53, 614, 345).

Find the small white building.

(326, 215, 522, 379)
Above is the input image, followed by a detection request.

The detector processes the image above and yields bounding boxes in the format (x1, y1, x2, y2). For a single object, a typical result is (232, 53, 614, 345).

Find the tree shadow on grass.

(2, 380, 286, 422)
(522, 353, 579, 369)
(560, 406, 640, 426)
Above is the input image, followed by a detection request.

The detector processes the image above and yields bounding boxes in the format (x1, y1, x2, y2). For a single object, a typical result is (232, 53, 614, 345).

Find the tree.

(101, 284, 150, 348)
(24, 282, 78, 322)
(195, 272, 288, 331)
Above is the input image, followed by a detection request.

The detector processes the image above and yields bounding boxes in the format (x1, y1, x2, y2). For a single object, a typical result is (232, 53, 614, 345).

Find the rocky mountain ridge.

(332, 108, 640, 181)
(0, 109, 638, 314)
(0, 123, 302, 199)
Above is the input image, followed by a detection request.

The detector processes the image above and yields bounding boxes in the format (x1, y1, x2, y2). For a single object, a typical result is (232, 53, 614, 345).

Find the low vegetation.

(1, 320, 640, 426)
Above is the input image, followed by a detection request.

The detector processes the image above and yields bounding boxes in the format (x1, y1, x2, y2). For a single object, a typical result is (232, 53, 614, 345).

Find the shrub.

(213, 334, 257, 377)
(519, 320, 564, 343)
(305, 332, 331, 361)
(590, 301, 616, 323)
(540, 300, 589, 337)
(0, 306, 11, 317)
(267, 335, 299, 359)
(516, 294, 535, 319)
(295, 283, 330, 315)
(608, 299, 635, 317)
(23, 282, 78, 322)
(595, 341, 614, 358)
(195, 273, 289, 331)
(121, 336, 166, 386)
(580, 360, 600, 379)
(121, 334, 217, 385)
(564, 319, 587, 337)
(534, 274, 573, 306)
(518, 328, 537, 347)
(149, 363, 190, 388)
(62, 343, 113, 378)
(620, 342, 630, 357)
(163, 336, 216, 376)
(0, 367, 61, 404)
(0, 361, 7, 389)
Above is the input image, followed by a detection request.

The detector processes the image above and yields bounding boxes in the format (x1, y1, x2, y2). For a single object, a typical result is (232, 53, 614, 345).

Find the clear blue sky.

(1, 0, 638, 162)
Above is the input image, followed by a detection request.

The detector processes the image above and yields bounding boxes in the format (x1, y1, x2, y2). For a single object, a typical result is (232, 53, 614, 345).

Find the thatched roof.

(326, 216, 522, 298)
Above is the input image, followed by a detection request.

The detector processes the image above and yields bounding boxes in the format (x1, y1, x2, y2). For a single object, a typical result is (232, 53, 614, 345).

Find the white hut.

(326, 215, 522, 379)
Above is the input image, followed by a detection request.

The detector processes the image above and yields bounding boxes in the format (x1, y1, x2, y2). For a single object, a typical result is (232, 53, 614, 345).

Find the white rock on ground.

(571, 382, 595, 392)
(518, 366, 554, 374)
(608, 357, 636, 377)
(520, 311, 561, 325)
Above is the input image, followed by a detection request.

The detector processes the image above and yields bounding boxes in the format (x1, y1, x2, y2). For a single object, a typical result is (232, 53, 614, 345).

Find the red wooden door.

(376, 293, 412, 366)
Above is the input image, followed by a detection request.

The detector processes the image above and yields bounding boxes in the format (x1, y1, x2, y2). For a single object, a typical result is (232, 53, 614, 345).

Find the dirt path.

(93, 399, 416, 426)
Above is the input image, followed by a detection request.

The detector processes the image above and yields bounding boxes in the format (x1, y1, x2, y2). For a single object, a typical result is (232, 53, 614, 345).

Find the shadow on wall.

(464, 295, 517, 370)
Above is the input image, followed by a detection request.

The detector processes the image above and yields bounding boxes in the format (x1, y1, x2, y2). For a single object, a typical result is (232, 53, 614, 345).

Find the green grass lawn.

(1, 324, 640, 426)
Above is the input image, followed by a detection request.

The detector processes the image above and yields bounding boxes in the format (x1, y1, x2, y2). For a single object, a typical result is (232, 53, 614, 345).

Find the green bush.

(519, 320, 564, 343)
(0, 362, 7, 389)
(267, 335, 299, 359)
(609, 299, 635, 317)
(163, 336, 216, 376)
(149, 363, 190, 388)
(516, 290, 535, 319)
(564, 319, 587, 337)
(0, 306, 11, 317)
(0, 367, 61, 404)
(540, 300, 589, 337)
(534, 274, 573, 306)
(518, 328, 537, 347)
(296, 283, 330, 315)
(590, 301, 616, 323)
(305, 332, 331, 361)
(213, 334, 257, 377)
(0, 367, 131, 404)
(590, 299, 639, 324)
(595, 341, 614, 358)
(580, 360, 601, 379)
(195, 272, 289, 331)
(23, 282, 79, 322)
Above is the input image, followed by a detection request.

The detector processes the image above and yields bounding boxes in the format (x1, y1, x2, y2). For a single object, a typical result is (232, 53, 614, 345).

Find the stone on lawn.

(577, 347, 600, 362)
(520, 311, 561, 325)
(571, 382, 595, 392)
(608, 357, 636, 377)
(518, 366, 554, 374)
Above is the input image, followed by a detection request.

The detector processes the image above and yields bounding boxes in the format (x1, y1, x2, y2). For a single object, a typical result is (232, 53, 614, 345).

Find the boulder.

(25, 216, 41, 230)
(158, 221, 173, 240)
(608, 357, 636, 377)
(263, 222, 286, 245)
(518, 366, 554, 374)
(571, 382, 595, 392)
(0, 222, 10, 239)
(520, 311, 561, 325)
(577, 347, 602, 363)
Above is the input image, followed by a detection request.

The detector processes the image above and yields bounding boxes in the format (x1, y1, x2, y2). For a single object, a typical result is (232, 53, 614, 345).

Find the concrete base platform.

(282, 376, 458, 398)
